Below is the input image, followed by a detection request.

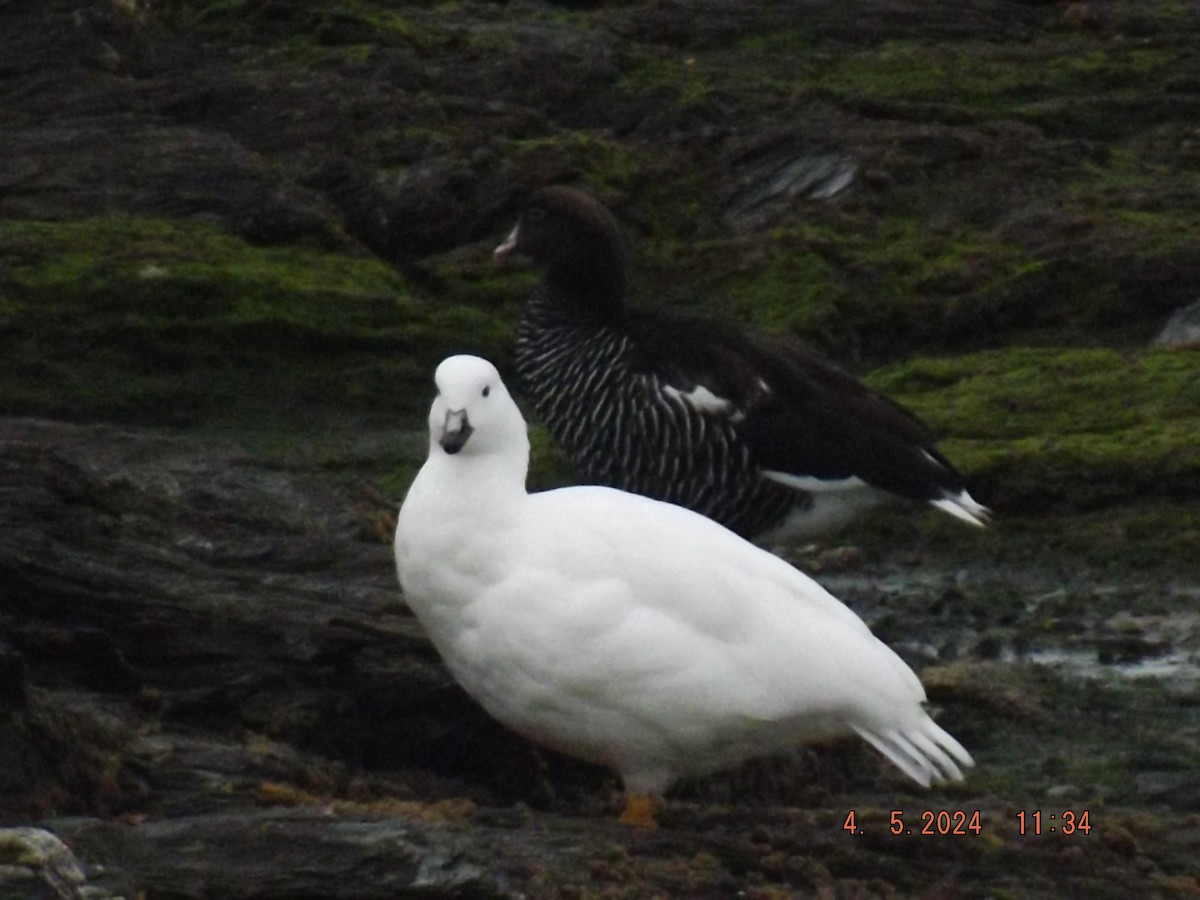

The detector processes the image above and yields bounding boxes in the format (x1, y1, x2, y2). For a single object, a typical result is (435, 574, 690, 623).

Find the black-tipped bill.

(439, 409, 473, 455)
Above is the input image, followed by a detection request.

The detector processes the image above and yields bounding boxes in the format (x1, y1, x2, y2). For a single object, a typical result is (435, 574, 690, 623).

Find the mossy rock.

(0, 217, 515, 427)
(867, 346, 1200, 513)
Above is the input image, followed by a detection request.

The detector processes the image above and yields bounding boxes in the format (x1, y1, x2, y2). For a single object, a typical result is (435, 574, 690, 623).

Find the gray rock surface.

(0, 827, 103, 900)
(3, 415, 1198, 897)
(1155, 300, 1200, 348)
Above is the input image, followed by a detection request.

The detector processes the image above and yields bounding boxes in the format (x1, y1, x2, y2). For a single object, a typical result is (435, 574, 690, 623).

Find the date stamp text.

(841, 809, 1092, 836)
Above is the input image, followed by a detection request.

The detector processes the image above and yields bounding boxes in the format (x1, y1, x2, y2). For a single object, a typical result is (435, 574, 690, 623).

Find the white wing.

(449, 486, 942, 780)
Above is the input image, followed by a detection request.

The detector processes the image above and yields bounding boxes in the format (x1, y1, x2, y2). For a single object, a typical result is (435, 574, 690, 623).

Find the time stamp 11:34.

(842, 809, 1092, 836)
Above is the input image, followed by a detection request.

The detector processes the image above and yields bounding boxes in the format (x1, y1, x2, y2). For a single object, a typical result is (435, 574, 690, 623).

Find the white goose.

(394, 355, 973, 827)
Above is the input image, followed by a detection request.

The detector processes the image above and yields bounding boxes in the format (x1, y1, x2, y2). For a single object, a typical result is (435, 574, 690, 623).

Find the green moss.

(1063, 150, 1200, 275)
(647, 230, 838, 343)
(867, 347, 1200, 511)
(872, 347, 1198, 440)
(504, 133, 646, 195)
(526, 424, 579, 492)
(814, 37, 1177, 121)
(0, 216, 411, 338)
(617, 50, 713, 109)
(666, 218, 1049, 358)
(0, 217, 513, 427)
(734, 27, 817, 57)
(153, 0, 452, 70)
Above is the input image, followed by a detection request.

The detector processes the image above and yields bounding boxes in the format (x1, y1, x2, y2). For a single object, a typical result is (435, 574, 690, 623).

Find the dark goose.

(494, 186, 988, 541)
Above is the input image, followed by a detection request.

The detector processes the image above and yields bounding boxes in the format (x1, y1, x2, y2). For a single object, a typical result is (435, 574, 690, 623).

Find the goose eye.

(482, 385, 491, 398)
(526, 206, 546, 223)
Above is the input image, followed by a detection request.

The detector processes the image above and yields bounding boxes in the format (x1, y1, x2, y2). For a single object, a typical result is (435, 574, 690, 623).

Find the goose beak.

(439, 409, 473, 455)
(493, 223, 520, 263)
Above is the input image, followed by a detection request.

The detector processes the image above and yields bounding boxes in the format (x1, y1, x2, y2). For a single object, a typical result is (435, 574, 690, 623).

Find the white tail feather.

(930, 490, 991, 528)
(852, 717, 975, 787)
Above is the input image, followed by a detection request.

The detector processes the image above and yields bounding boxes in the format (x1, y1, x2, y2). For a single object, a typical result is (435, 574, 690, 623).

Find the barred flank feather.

(516, 299, 800, 538)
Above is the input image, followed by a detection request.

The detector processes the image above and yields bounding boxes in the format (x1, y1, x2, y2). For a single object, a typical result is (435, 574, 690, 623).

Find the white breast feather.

(395, 355, 974, 796)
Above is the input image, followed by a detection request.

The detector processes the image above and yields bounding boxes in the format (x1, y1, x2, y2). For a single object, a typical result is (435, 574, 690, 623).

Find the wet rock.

(725, 148, 858, 231)
(0, 419, 432, 814)
(0, 641, 31, 714)
(0, 827, 103, 900)
(46, 812, 522, 900)
(1135, 771, 1200, 811)
(1045, 783, 1079, 800)
(1154, 300, 1200, 349)
(2, 414, 1199, 896)
(0, 417, 602, 821)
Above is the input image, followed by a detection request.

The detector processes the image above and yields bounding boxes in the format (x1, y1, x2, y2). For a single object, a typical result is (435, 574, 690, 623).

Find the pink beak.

(493, 223, 520, 263)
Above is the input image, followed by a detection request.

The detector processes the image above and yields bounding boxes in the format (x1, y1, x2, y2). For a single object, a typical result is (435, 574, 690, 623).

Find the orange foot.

(617, 792, 660, 829)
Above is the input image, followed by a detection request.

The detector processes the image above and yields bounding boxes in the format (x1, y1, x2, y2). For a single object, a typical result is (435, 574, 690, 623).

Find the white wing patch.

(661, 382, 737, 417)
(762, 469, 869, 493)
(930, 490, 990, 527)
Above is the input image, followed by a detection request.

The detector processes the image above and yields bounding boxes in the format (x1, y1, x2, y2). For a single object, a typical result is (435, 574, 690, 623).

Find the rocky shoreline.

(2, 0, 1198, 895)
(2, 416, 1197, 897)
